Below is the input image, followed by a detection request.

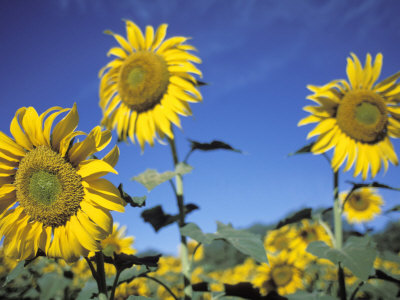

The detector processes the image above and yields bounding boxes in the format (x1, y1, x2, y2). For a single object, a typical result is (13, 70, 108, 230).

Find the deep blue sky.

(2, 0, 400, 254)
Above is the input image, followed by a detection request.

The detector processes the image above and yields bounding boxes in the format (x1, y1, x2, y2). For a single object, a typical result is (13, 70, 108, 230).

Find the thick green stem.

(168, 136, 192, 300)
(95, 251, 108, 298)
(333, 171, 342, 249)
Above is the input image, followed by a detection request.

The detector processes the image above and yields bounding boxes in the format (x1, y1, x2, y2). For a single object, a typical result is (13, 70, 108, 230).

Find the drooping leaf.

(346, 181, 400, 192)
(374, 269, 400, 285)
(132, 163, 193, 191)
(141, 204, 199, 232)
(180, 222, 268, 264)
(385, 205, 400, 214)
(276, 208, 312, 229)
(38, 273, 70, 300)
(76, 280, 98, 300)
(107, 252, 161, 271)
(288, 142, 315, 156)
(118, 183, 146, 207)
(216, 222, 268, 264)
(306, 236, 377, 280)
(2, 261, 25, 287)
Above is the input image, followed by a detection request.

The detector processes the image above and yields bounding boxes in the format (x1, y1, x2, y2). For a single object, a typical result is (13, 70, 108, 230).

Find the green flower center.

(355, 102, 380, 125)
(118, 51, 170, 112)
(15, 145, 84, 228)
(128, 67, 146, 87)
(271, 265, 293, 287)
(29, 171, 61, 206)
(336, 90, 388, 143)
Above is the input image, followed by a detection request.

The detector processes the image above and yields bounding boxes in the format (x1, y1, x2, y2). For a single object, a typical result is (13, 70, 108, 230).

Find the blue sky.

(2, 0, 400, 254)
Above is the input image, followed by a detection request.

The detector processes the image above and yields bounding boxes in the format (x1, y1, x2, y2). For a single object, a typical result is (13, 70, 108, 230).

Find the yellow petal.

(105, 30, 132, 53)
(306, 118, 336, 139)
(102, 145, 119, 168)
(125, 20, 144, 51)
(0, 131, 26, 158)
(52, 104, 79, 151)
(77, 210, 108, 240)
(70, 214, 101, 252)
(152, 24, 168, 50)
(80, 201, 113, 233)
(107, 47, 127, 58)
(76, 159, 117, 179)
(84, 186, 125, 213)
(144, 25, 154, 50)
(10, 107, 32, 150)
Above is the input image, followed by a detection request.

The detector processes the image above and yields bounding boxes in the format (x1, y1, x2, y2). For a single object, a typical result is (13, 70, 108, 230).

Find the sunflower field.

(1, 1, 400, 300)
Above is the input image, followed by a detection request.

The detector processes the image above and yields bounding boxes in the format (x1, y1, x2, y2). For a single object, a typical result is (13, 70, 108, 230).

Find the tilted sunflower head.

(340, 187, 384, 224)
(99, 20, 202, 150)
(299, 53, 400, 179)
(0, 104, 125, 262)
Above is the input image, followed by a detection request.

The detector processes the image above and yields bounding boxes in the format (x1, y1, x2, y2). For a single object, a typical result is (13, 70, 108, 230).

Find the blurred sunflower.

(264, 224, 295, 253)
(0, 105, 125, 262)
(340, 188, 384, 224)
(290, 219, 332, 251)
(253, 251, 304, 296)
(101, 223, 136, 256)
(299, 53, 400, 179)
(99, 20, 202, 149)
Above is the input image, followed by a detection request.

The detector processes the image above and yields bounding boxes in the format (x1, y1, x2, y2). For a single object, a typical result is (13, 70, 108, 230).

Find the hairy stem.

(333, 171, 342, 249)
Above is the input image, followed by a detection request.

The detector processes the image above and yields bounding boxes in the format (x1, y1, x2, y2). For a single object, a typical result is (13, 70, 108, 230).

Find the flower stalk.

(168, 136, 192, 300)
(333, 171, 342, 249)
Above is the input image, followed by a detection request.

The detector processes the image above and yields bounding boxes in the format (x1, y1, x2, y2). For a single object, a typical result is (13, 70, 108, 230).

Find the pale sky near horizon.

(1, 0, 400, 254)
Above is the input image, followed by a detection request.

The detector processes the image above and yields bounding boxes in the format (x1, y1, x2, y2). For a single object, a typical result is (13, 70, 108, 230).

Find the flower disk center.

(29, 171, 61, 206)
(118, 51, 170, 112)
(349, 195, 369, 211)
(272, 265, 293, 287)
(336, 91, 387, 143)
(15, 145, 84, 228)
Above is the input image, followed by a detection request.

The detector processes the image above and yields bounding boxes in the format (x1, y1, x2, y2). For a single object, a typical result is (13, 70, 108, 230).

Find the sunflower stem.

(168, 136, 192, 300)
(95, 251, 108, 297)
(333, 171, 343, 249)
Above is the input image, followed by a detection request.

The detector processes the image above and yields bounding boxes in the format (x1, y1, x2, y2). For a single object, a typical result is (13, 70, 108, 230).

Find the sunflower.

(99, 20, 202, 149)
(264, 224, 295, 253)
(0, 104, 125, 262)
(253, 251, 304, 296)
(290, 219, 332, 251)
(299, 53, 400, 179)
(340, 187, 384, 224)
(100, 222, 136, 257)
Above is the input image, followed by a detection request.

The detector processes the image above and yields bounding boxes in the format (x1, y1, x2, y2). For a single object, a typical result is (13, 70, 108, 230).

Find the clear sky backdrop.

(1, 0, 400, 255)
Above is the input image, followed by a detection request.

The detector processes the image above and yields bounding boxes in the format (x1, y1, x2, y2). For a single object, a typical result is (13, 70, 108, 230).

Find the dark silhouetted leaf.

(288, 142, 315, 156)
(188, 139, 241, 153)
(118, 184, 146, 207)
(346, 181, 400, 192)
(385, 205, 400, 214)
(141, 204, 199, 232)
(287, 291, 336, 300)
(276, 208, 312, 229)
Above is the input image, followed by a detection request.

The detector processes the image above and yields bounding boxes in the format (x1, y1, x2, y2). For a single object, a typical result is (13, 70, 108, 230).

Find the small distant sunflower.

(299, 53, 400, 179)
(264, 224, 295, 253)
(0, 105, 125, 262)
(341, 187, 384, 224)
(100, 223, 136, 256)
(290, 219, 332, 251)
(253, 251, 304, 296)
(99, 20, 202, 149)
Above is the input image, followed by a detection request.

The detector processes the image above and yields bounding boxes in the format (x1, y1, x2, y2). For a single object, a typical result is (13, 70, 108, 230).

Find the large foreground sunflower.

(0, 105, 125, 262)
(299, 53, 400, 179)
(340, 187, 384, 224)
(99, 20, 202, 149)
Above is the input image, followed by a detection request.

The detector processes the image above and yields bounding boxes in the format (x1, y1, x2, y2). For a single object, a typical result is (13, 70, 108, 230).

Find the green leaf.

(38, 273, 70, 300)
(180, 222, 268, 264)
(215, 222, 268, 264)
(76, 280, 98, 300)
(306, 236, 377, 280)
(132, 163, 193, 191)
(2, 261, 25, 287)
(118, 184, 146, 207)
(127, 296, 158, 300)
(180, 222, 217, 245)
(287, 291, 336, 300)
(141, 204, 199, 232)
(288, 142, 315, 156)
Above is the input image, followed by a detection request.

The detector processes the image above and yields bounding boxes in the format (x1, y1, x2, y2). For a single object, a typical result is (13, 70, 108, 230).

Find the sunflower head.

(340, 187, 384, 224)
(299, 53, 400, 179)
(99, 20, 202, 150)
(264, 224, 295, 253)
(0, 105, 125, 262)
